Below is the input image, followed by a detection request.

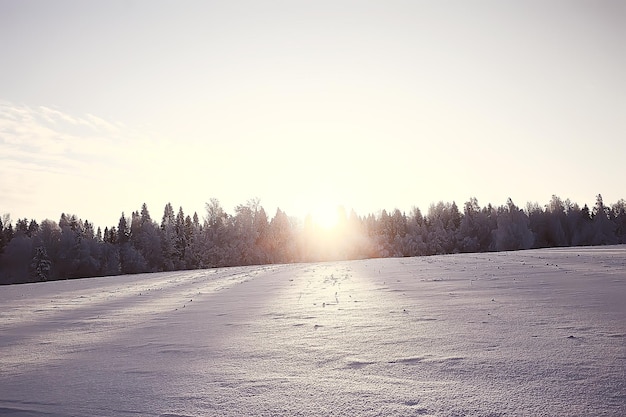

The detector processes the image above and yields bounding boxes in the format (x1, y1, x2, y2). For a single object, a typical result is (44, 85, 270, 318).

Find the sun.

(310, 203, 341, 230)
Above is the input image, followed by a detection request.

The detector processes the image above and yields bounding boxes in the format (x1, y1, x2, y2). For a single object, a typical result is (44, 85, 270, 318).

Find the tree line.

(1, 194, 625, 285)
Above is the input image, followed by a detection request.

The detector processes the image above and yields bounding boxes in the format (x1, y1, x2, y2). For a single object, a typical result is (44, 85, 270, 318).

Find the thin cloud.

(0, 101, 140, 181)
(0, 100, 156, 225)
(0, 101, 36, 123)
(85, 113, 120, 134)
(1, 101, 140, 159)
(39, 105, 82, 126)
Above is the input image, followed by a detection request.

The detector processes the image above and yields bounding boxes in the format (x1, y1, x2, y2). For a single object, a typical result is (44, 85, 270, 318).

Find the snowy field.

(1, 246, 625, 417)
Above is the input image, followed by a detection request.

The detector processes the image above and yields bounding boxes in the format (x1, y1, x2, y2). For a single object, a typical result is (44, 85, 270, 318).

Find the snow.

(1, 246, 625, 416)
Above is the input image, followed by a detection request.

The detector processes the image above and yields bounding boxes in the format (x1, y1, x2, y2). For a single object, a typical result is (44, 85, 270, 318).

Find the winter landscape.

(2, 2, 625, 415)
(1, 245, 624, 416)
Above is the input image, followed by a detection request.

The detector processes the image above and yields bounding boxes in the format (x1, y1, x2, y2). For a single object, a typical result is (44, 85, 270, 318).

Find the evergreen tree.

(175, 206, 187, 268)
(118, 213, 130, 245)
(31, 246, 52, 281)
(160, 203, 177, 270)
(140, 203, 152, 224)
(28, 219, 40, 237)
(2, 194, 626, 284)
(83, 220, 94, 240)
(591, 194, 617, 245)
(527, 202, 548, 248)
(103, 226, 115, 244)
(15, 218, 29, 235)
(131, 205, 163, 272)
(185, 211, 204, 269)
(119, 212, 147, 274)
(374, 209, 392, 257)
(56, 215, 82, 278)
(268, 208, 295, 263)
(612, 199, 626, 243)
(38, 219, 62, 279)
(568, 204, 594, 246)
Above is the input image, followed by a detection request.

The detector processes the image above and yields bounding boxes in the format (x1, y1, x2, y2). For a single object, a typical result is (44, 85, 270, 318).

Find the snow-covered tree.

(232, 202, 260, 265)
(174, 206, 187, 268)
(268, 208, 296, 263)
(202, 198, 233, 266)
(184, 212, 204, 269)
(591, 194, 617, 245)
(160, 203, 177, 270)
(99, 240, 121, 276)
(405, 206, 427, 256)
(131, 206, 163, 272)
(425, 202, 460, 254)
(612, 199, 626, 243)
(117, 212, 146, 274)
(492, 198, 534, 251)
(567, 203, 594, 246)
(458, 198, 493, 252)
(254, 206, 271, 264)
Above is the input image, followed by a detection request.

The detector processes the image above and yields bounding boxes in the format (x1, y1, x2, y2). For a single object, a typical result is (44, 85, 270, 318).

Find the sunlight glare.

(310, 203, 340, 230)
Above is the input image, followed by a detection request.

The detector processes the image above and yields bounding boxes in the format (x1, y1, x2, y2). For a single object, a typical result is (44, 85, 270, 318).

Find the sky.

(1, 0, 624, 229)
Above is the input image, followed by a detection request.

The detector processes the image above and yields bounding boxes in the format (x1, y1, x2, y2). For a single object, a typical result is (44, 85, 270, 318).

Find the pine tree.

(28, 219, 39, 237)
(130, 205, 163, 272)
(118, 213, 130, 245)
(31, 246, 52, 281)
(140, 203, 152, 225)
(175, 207, 186, 267)
(160, 203, 177, 270)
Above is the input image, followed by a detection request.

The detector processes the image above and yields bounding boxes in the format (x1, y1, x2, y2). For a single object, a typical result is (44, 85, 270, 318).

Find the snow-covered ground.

(1, 246, 625, 417)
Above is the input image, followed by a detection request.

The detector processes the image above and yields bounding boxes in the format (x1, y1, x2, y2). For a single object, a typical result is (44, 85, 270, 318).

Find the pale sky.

(1, 0, 624, 229)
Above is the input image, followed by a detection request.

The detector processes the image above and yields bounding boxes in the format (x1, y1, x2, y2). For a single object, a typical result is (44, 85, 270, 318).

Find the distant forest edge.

(1, 194, 625, 285)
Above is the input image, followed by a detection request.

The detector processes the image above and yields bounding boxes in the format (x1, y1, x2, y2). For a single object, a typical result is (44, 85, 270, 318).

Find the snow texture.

(1, 246, 625, 416)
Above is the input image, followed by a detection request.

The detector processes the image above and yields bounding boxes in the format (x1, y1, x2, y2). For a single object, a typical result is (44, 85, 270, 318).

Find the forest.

(1, 194, 625, 285)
